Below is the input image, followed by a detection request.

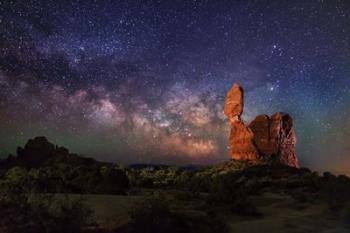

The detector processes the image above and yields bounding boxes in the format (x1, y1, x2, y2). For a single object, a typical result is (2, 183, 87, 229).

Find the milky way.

(0, 0, 349, 171)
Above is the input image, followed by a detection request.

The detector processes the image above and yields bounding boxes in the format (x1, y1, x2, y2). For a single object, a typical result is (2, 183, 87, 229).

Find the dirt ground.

(68, 192, 350, 232)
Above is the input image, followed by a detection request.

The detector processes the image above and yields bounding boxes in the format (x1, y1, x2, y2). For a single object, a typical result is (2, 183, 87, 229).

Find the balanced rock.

(224, 83, 258, 160)
(224, 84, 299, 168)
(224, 83, 244, 122)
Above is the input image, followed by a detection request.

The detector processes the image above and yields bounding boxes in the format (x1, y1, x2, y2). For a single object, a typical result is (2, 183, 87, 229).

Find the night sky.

(0, 0, 349, 172)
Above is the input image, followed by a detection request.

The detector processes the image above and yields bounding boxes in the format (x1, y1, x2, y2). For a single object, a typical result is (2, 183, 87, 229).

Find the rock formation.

(1, 136, 71, 169)
(224, 83, 244, 122)
(224, 83, 299, 168)
(270, 112, 298, 167)
(224, 84, 259, 160)
(249, 113, 299, 167)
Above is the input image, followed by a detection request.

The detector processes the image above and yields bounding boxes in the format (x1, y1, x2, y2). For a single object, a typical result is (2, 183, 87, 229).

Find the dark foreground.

(0, 137, 350, 232)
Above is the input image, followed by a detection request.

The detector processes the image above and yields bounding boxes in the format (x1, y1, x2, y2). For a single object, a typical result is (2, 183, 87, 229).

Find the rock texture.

(224, 84, 258, 160)
(229, 120, 258, 160)
(249, 113, 299, 167)
(224, 83, 244, 122)
(248, 115, 271, 156)
(270, 112, 298, 167)
(224, 83, 299, 168)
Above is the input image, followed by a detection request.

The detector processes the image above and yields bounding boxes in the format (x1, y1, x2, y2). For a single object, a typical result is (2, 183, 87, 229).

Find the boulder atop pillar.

(224, 84, 299, 168)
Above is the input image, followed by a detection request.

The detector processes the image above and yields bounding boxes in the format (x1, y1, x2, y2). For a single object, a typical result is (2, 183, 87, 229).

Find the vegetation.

(0, 167, 93, 233)
(0, 137, 129, 194)
(1, 137, 350, 232)
(0, 164, 129, 194)
(124, 191, 229, 233)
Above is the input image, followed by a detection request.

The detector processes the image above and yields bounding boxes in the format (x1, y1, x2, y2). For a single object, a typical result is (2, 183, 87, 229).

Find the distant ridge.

(0, 136, 107, 170)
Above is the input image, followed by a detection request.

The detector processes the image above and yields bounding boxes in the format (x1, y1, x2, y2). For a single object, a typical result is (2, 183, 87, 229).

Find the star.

(0, 0, 348, 170)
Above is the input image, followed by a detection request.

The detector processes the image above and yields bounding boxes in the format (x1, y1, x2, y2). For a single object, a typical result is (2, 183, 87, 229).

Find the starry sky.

(0, 0, 349, 172)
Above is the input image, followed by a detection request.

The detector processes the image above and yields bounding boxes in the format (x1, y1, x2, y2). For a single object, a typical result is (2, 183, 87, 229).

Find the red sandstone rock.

(224, 84, 299, 167)
(249, 112, 299, 168)
(270, 112, 299, 167)
(248, 114, 272, 156)
(224, 83, 244, 122)
(224, 84, 258, 160)
(229, 120, 258, 160)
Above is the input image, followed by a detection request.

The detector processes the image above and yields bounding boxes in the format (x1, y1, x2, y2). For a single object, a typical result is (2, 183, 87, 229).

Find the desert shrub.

(0, 194, 93, 233)
(289, 189, 317, 203)
(129, 192, 186, 233)
(127, 168, 156, 188)
(322, 172, 336, 181)
(229, 194, 259, 216)
(97, 166, 130, 194)
(183, 173, 214, 193)
(126, 169, 139, 186)
(0, 169, 93, 233)
(5, 164, 131, 194)
(320, 173, 350, 211)
(0, 167, 32, 203)
(340, 202, 350, 224)
(127, 191, 228, 233)
(49, 195, 93, 232)
(173, 171, 192, 187)
(206, 172, 261, 216)
(127, 166, 184, 188)
(209, 171, 262, 199)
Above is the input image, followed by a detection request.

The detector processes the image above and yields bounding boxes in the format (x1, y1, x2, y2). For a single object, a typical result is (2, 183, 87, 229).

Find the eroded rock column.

(224, 84, 258, 160)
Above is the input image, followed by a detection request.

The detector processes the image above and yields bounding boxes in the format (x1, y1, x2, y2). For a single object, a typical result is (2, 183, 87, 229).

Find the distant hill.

(0, 136, 129, 194)
(0, 136, 107, 170)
